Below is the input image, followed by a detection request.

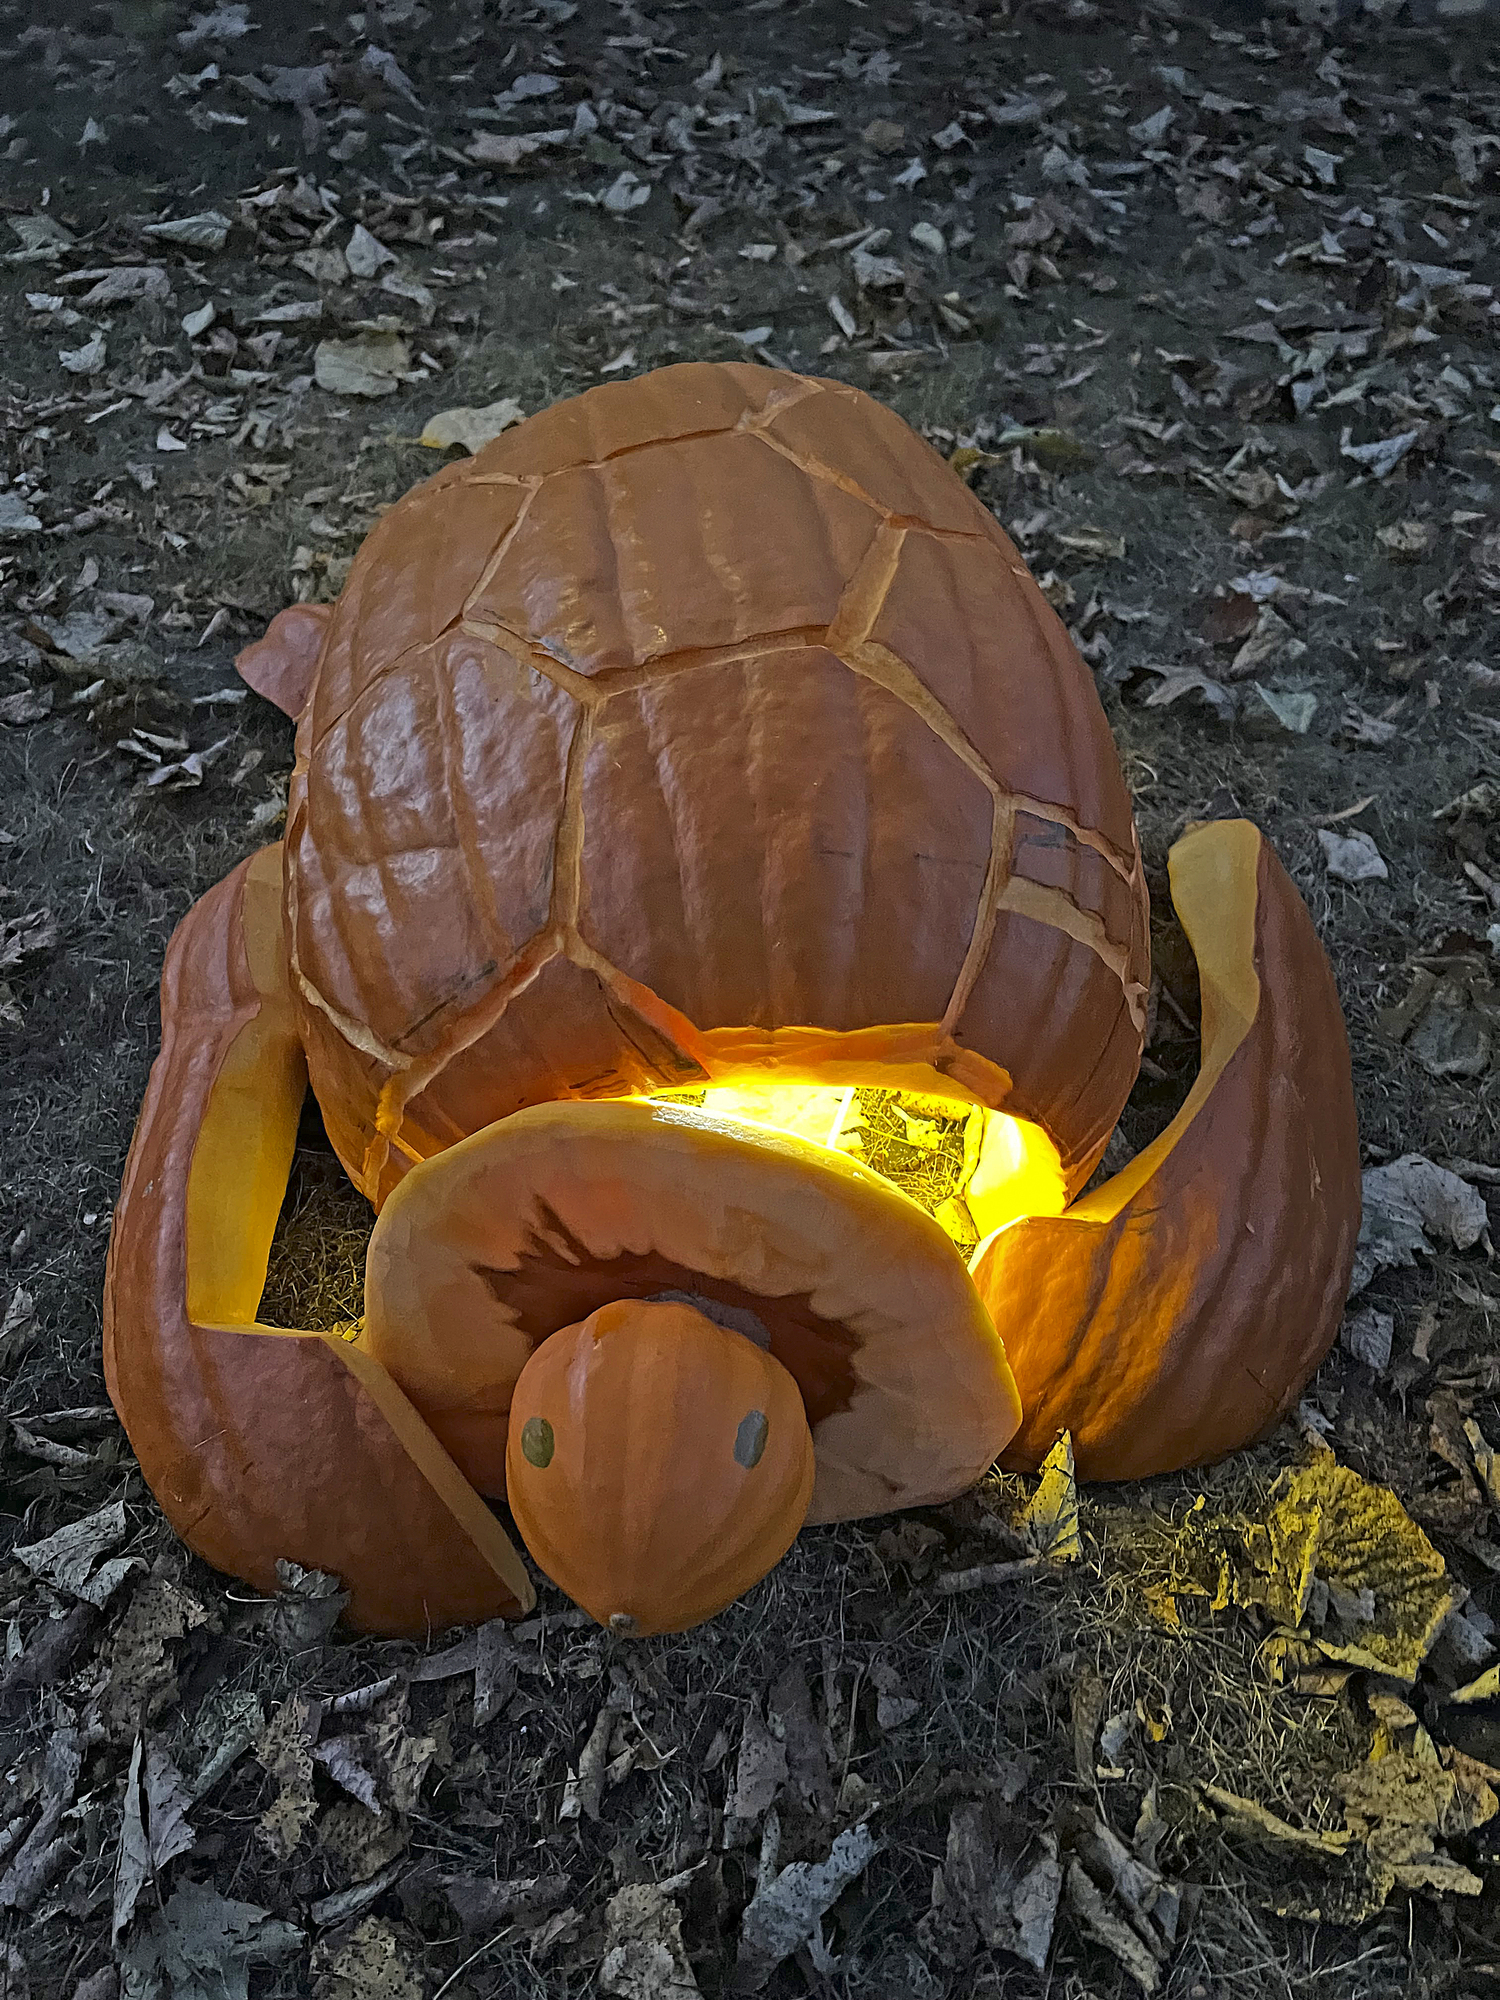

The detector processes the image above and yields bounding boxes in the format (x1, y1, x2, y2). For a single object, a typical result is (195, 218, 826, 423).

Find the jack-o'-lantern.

(104, 364, 1359, 1637)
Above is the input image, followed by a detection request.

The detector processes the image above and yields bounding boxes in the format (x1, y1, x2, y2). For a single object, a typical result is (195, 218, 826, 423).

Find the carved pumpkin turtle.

(104, 363, 1360, 1637)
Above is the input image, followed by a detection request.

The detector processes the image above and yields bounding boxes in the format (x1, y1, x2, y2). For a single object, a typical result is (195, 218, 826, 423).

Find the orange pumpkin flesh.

(358, 1096, 1022, 1528)
(505, 1300, 815, 1635)
(102, 843, 534, 1637)
(975, 819, 1360, 1481)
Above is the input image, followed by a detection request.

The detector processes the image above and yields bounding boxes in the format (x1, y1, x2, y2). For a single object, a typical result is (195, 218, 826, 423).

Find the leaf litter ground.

(4, 2, 1500, 1996)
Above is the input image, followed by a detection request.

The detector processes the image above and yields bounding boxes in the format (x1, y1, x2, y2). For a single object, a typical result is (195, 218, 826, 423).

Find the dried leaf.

(145, 211, 232, 251)
(1202, 1783, 1353, 1858)
(1341, 428, 1420, 479)
(1334, 1727, 1496, 1903)
(1448, 1663, 1500, 1706)
(1350, 1153, 1487, 1292)
(59, 333, 107, 377)
(314, 1736, 382, 1814)
(418, 399, 525, 454)
(1318, 827, 1387, 882)
(118, 1880, 301, 2000)
(922, 1804, 1060, 1972)
(736, 1823, 878, 1990)
(869, 1658, 919, 1732)
(255, 1694, 321, 1860)
(1065, 1859, 1160, 1994)
(599, 1883, 702, 1999)
(1262, 1456, 1460, 1682)
(1021, 1431, 1081, 1561)
(344, 224, 394, 280)
(768, 1663, 832, 1817)
(313, 333, 410, 398)
(0, 492, 43, 539)
(560, 1702, 623, 1823)
(114, 1737, 197, 1939)
(1341, 1306, 1393, 1371)
(310, 1915, 422, 2000)
(14, 1500, 142, 1606)
(1376, 519, 1435, 561)
(267, 1558, 348, 1650)
(1138, 664, 1237, 719)
(1254, 683, 1317, 734)
(1071, 1670, 1105, 1783)
(727, 1702, 786, 1822)
(602, 171, 652, 215)
(88, 1576, 210, 1739)
(442, 1872, 572, 1935)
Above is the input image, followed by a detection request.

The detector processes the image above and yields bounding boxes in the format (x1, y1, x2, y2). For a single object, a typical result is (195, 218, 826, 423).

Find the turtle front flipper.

(103, 844, 534, 1636)
(972, 819, 1360, 1481)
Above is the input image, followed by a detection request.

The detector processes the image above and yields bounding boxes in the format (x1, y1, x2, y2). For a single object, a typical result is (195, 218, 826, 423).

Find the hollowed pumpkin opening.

(644, 1083, 1067, 1254)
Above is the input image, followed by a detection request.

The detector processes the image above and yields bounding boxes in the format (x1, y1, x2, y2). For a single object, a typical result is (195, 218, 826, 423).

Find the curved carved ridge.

(995, 874, 1144, 1024)
(749, 423, 912, 526)
(941, 794, 1016, 1037)
(738, 373, 826, 429)
(294, 966, 412, 1073)
(361, 705, 596, 1188)
(748, 423, 990, 544)
(1006, 793, 1142, 893)
(461, 475, 542, 616)
(446, 375, 821, 495)
(459, 617, 600, 704)
(825, 528, 1140, 879)
(826, 523, 908, 652)
(550, 705, 592, 932)
(837, 636, 998, 794)
(307, 623, 465, 759)
(462, 614, 846, 702)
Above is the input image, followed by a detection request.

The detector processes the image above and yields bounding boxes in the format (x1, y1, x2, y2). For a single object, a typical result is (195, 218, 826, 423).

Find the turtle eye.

(734, 1409, 769, 1470)
(520, 1416, 555, 1468)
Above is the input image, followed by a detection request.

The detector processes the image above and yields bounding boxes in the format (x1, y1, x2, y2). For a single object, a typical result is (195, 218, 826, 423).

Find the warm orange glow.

(646, 1083, 1066, 1257)
(965, 1110, 1068, 1242)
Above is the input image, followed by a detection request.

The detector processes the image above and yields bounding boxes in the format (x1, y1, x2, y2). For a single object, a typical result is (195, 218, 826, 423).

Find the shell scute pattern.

(284, 364, 1148, 1201)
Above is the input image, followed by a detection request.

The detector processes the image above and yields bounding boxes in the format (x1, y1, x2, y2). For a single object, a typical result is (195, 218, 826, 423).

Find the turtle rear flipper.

(974, 819, 1360, 1481)
(234, 602, 331, 720)
(103, 844, 534, 1636)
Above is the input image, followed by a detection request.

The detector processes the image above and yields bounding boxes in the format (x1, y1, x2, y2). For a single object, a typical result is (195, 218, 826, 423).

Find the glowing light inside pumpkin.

(648, 1084, 1066, 1258)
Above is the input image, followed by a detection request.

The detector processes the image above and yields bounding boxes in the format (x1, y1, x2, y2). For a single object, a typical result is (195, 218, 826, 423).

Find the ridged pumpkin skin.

(280, 361, 1149, 1208)
(101, 845, 534, 1636)
(505, 1300, 816, 1635)
(976, 821, 1361, 1480)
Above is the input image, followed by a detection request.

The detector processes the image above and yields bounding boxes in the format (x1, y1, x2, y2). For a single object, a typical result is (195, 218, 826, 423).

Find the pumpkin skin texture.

(973, 820, 1361, 1481)
(359, 1096, 1022, 1525)
(277, 361, 1149, 1209)
(505, 1300, 816, 1636)
(102, 843, 534, 1637)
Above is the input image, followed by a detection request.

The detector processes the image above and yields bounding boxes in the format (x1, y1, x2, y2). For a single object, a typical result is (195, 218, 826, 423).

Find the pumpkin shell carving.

(282, 361, 1150, 1209)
